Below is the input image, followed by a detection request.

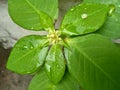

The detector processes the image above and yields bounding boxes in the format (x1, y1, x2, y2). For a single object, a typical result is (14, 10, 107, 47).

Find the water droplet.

(108, 4, 116, 16)
(118, 5, 120, 8)
(81, 13, 88, 19)
(23, 45, 28, 49)
(78, 4, 81, 6)
(26, 72, 30, 74)
(45, 64, 51, 72)
(70, 8, 74, 11)
(30, 46, 34, 49)
(31, 27, 34, 29)
(57, 65, 59, 68)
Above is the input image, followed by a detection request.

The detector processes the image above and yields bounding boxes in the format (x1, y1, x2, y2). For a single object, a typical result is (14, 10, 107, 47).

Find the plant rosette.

(6, 0, 120, 90)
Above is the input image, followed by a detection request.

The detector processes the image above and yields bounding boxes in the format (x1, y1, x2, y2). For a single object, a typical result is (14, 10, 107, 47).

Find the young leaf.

(8, 0, 58, 31)
(64, 34, 120, 90)
(84, 0, 120, 39)
(45, 44, 66, 84)
(28, 70, 80, 90)
(7, 35, 49, 74)
(60, 3, 109, 36)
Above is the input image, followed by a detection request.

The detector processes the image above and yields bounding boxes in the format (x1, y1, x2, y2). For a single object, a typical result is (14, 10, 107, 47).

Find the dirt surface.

(0, 0, 32, 90)
(0, 44, 32, 90)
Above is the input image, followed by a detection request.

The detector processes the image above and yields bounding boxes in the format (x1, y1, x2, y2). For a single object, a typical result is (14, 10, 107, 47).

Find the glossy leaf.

(60, 3, 109, 36)
(45, 44, 66, 84)
(7, 35, 49, 74)
(83, 0, 120, 12)
(28, 70, 80, 90)
(64, 34, 120, 90)
(83, 0, 120, 39)
(8, 0, 58, 31)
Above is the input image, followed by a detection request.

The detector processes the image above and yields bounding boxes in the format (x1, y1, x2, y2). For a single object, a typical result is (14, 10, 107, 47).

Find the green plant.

(6, 0, 120, 90)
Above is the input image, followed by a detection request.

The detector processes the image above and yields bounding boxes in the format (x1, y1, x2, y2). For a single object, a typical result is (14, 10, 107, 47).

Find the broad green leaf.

(83, 0, 120, 39)
(64, 34, 120, 90)
(45, 44, 66, 84)
(83, 0, 120, 12)
(60, 3, 109, 36)
(28, 70, 80, 90)
(8, 0, 58, 31)
(7, 35, 49, 74)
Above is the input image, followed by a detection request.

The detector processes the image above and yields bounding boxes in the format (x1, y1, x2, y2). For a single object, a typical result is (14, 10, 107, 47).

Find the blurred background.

(0, 0, 81, 90)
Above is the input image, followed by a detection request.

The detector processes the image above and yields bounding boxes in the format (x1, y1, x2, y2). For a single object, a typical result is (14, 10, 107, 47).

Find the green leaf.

(8, 0, 58, 31)
(64, 34, 120, 90)
(45, 44, 66, 84)
(97, 12, 120, 39)
(83, 0, 120, 12)
(7, 35, 49, 74)
(60, 3, 109, 36)
(28, 70, 80, 90)
(83, 0, 120, 39)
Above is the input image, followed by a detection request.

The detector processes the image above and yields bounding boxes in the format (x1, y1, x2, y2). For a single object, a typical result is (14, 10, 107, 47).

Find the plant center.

(47, 30, 62, 44)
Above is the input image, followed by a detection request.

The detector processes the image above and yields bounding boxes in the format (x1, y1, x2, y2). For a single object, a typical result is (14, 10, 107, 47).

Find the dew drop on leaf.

(78, 4, 81, 7)
(30, 46, 34, 49)
(31, 27, 34, 29)
(81, 13, 88, 19)
(23, 45, 28, 49)
(57, 65, 59, 68)
(22, 44, 34, 50)
(26, 72, 31, 74)
(118, 5, 120, 8)
(108, 4, 115, 16)
(70, 8, 74, 11)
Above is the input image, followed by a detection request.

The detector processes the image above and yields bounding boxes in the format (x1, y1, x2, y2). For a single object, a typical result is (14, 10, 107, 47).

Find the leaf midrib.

(64, 6, 108, 31)
(71, 43, 120, 87)
(25, 0, 40, 14)
(10, 40, 48, 65)
(10, 46, 41, 65)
